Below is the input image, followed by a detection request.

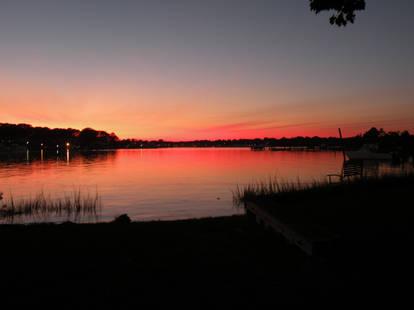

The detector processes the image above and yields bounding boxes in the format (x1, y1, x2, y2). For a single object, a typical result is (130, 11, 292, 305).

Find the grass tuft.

(233, 172, 414, 207)
(0, 189, 102, 223)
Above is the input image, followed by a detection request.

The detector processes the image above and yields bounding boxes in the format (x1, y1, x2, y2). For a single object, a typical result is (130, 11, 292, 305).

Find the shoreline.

(1, 213, 413, 306)
(2, 174, 414, 306)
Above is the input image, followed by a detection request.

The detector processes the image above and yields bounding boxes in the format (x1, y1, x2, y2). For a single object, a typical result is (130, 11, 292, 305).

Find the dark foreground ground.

(1, 213, 414, 308)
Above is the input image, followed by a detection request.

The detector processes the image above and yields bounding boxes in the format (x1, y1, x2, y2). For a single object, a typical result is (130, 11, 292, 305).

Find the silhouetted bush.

(112, 214, 131, 224)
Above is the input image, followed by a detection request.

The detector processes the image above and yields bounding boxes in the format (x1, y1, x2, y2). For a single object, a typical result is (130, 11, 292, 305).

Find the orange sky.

(1, 77, 413, 140)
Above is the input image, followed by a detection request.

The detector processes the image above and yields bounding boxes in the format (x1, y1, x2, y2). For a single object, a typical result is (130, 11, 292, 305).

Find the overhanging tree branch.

(309, 0, 366, 26)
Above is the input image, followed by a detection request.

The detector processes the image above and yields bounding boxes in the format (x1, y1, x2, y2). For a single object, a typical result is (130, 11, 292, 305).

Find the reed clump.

(233, 173, 414, 239)
(233, 172, 414, 207)
(232, 176, 328, 207)
(0, 189, 102, 222)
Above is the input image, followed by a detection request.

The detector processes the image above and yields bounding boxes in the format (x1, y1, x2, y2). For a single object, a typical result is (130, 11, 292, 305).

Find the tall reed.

(0, 189, 102, 223)
(232, 172, 414, 207)
(232, 176, 324, 207)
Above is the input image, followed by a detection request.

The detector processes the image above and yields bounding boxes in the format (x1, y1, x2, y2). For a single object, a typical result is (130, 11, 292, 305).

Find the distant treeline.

(0, 123, 119, 150)
(0, 123, 413, 155)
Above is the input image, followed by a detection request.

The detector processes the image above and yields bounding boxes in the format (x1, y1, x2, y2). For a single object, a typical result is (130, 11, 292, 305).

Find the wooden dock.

(244, 201, 338, 256)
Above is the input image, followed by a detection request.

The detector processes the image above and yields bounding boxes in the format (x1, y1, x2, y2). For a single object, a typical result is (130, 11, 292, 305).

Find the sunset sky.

(1, 0, 413, 140)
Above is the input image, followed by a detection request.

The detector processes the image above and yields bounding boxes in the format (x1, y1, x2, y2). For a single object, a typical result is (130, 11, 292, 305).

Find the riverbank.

(235, 174, 414, 256)
(1, 212, 413, 307)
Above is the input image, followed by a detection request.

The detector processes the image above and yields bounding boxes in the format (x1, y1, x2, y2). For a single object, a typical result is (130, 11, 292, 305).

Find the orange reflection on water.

(0, 148, 345, 222)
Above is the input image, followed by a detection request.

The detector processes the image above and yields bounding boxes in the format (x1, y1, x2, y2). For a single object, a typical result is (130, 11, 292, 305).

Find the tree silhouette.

(309, 0, 366, 26)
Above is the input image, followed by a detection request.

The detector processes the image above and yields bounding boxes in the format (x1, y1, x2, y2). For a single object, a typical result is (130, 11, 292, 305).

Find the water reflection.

(0, 149, 117, 166)
(0, 148, 411, 223)
(0, 188, 102, 224)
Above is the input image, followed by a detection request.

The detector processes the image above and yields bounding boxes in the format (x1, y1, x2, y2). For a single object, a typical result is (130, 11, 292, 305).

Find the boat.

(345, 145, 392, 160)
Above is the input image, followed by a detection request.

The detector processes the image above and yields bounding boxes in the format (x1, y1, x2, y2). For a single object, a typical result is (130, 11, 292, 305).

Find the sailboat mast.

(338, 128, 346, 161)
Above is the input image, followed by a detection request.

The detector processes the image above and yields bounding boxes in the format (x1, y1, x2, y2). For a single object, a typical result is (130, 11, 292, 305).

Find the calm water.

(0, 148, 411, 223)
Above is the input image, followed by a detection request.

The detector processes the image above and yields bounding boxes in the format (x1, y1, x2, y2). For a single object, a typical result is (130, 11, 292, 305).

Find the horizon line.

(2, 122, 410, 142)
